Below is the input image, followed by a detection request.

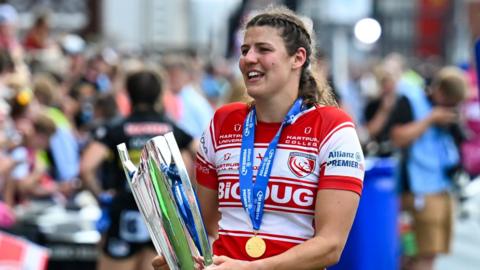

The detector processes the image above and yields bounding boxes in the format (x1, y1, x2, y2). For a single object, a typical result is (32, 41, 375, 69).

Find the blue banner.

(475, 38, 480, 100)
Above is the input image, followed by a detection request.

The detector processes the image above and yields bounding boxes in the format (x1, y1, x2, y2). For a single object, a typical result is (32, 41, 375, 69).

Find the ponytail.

(299, 68, 337, 107)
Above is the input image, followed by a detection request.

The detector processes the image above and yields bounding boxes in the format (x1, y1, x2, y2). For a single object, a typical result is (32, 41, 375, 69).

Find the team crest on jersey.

(288, 152, 316, 178)
(234, 124, 241, 131)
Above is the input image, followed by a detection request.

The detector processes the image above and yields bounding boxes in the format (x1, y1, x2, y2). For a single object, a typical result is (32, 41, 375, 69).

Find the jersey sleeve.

(318, 123, 365, 195)
(195, 119, 218, 190)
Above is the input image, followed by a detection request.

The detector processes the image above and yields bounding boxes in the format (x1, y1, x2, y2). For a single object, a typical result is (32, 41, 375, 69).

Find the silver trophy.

(117, 132, 213, 270)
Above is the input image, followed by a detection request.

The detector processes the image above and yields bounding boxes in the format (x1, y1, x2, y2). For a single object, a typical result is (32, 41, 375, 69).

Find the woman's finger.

(212, 255, 230, 265)
(152, 255, 168, 270)
(193, 255, 205, 265)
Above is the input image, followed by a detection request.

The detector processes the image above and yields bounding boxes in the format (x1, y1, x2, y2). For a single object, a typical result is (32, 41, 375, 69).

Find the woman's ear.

(292, 47, 307, 70)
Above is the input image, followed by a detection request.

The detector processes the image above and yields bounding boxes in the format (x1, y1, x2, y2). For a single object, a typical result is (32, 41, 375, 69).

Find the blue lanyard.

(238, 99, 303, 231)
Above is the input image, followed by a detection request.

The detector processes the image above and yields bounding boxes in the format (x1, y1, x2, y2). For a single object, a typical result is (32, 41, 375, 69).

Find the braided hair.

(245, 6, 337, 107)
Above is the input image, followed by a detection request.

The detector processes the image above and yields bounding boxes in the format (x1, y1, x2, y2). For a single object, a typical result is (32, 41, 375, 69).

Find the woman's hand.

(206, 256, 256, 270)
(152, 255, 169, 270)
(152, 255, 206, 270)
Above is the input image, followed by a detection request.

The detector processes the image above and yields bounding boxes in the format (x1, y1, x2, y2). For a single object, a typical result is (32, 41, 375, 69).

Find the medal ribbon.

(239, 99, 303, 231)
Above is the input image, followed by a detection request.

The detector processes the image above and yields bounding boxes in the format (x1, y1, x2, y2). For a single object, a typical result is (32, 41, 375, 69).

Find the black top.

(363, 98, 400, 157)
(388, 96, 414, 192)
(94, 109, 193, 193)
(388, 96, 414, 127)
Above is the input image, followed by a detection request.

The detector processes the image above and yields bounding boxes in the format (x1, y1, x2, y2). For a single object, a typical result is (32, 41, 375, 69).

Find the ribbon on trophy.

(160, 163, 203, 255)
(117, 132, 213, 270)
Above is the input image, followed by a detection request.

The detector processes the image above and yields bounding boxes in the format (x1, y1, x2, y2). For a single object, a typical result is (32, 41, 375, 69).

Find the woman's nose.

(243, 49, 258, 63)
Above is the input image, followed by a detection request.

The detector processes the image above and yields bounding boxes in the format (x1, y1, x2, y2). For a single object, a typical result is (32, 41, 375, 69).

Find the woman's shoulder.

(214, 102, 249, 119)
(216, 102, 249, 113)
(205, 102, 250, 133)
(312, 105, 354, 124)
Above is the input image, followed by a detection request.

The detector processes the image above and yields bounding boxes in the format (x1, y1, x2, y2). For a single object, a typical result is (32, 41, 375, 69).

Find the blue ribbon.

(238, 99, 303, 231)
(161, 163, 203, 255)
(475, 39, 480, 99)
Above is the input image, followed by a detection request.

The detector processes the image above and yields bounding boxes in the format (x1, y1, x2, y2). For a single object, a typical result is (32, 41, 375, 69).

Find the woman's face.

(239, 26, 295, 100)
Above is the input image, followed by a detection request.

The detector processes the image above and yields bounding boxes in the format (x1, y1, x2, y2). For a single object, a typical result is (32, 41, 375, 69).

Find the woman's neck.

(254, 95, 297, 123)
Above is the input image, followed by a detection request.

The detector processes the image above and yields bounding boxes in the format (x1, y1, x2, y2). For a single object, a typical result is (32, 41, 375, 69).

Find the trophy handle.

(117, 143, 137, 183)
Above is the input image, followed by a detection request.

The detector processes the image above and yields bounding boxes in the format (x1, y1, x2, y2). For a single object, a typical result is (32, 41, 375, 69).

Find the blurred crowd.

(0, 1, 478, 269)
(0, 3, 251, 227)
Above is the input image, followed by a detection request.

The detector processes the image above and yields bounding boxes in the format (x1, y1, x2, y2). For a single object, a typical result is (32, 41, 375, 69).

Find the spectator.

(32, 73, 80, 187)
(10, 112, 59, 201)
(163, 55, 214, 139)
(390, 66, 468, 270)
(23, 13, 52, 51)
(80, 69, 196, 270)
(363, 67, 397, 157)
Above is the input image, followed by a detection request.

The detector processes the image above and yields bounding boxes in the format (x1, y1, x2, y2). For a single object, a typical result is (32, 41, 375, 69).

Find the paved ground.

(436, 185, 480, 270)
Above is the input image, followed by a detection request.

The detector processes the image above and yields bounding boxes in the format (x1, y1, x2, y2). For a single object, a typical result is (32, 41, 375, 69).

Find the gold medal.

(245, 235, 266, 258)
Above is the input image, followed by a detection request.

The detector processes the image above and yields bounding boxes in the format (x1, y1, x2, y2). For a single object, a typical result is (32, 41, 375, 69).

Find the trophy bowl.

(117, 132, 213, 270)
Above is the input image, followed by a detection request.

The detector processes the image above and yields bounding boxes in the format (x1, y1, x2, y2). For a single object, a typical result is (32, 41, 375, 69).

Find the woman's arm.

(79, 141, 109, 198)
(390, 116, 432, 148)
(366, 105, 393, 139)
(258, 189, 359, 269)
(197, 185, 220, 241)
(211, 189, 360, 270)
(390, 106, 458, 148)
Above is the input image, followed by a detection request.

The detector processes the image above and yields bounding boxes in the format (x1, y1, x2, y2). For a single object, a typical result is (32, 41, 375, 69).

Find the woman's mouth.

(246, 71, 264, 82)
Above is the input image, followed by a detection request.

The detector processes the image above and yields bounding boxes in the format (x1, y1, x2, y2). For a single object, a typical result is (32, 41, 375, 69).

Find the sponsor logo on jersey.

(218, 181, 314, 207)
(326, 151, 362, 169)
(284, 135, 319, 147)
(124, 123, 171, 136)
(218, 133, 242, 144)
(200, 135, 208, 154)
(195, 162, 211, 174)
(216, 162, 261, 172)
(288, 152, 316, 178)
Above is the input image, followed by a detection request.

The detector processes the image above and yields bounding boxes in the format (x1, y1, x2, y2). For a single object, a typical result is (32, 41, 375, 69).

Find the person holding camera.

(390, 66, 468, 270)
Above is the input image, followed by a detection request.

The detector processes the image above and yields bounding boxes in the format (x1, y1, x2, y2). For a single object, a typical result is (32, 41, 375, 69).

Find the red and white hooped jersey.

(196, 102, 364, 260)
